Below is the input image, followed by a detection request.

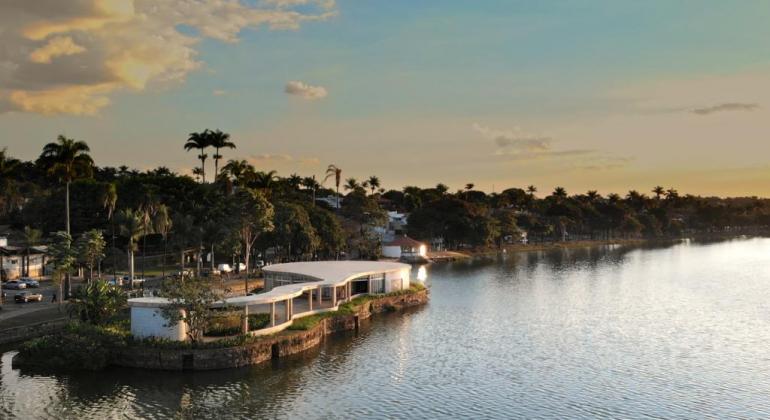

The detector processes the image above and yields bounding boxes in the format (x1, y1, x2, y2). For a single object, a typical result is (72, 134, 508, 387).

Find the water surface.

(3, 238, 770, 419)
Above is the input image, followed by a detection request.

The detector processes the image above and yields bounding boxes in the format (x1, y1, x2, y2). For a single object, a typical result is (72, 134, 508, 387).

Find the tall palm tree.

(652, 186, 665, 200)
(38, 135, 93, 299)
(366, 175, 381, 195)
(586, 190, 600, 202)
(101, 183, 118, 280)
(116, 208, 146, 286)
(138, 195, 158, 280)
(185, 131, 211, 183)
(552, 186, 568, 199)
(527, 185, 537, 196)
(208, 129, 235, 178)
(253, 170, 278, 191)
(324, 164, 342, 209)
(38, 135, 94, 235)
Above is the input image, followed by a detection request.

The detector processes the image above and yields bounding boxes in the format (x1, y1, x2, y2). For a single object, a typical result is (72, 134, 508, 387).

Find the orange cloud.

(28, 36, 86, 63)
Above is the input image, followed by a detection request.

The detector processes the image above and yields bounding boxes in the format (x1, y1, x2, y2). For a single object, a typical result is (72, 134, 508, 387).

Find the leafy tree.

(0, 148, 21, 216)
(160, 277, 222, 343)
(49, 231, 76, 301)
(309, 206, 346, 259)
(230, 188, 274, 290)
(23, 226, 42, 277)
(273, 202, 320, 260)
(77, 229, 106, 282)
(68, 279, 126, 324)
(116, 209, 146, 283)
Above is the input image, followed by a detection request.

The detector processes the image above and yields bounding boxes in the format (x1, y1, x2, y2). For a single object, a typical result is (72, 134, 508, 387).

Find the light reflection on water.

(4, 238, 770, 418)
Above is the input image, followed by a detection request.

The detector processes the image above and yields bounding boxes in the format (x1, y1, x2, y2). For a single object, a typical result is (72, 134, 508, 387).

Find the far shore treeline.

(3, 133, 770, 274)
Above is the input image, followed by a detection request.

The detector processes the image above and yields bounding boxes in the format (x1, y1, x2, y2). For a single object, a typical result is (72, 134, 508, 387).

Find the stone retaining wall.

(112, 289, 428, 371)
(0, 318, 68, 346)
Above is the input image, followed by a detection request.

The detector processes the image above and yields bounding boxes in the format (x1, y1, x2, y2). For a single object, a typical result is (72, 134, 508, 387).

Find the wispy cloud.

(212, 89, 227, 96)
(285, 81, 328, 100)
(248, 154, 320, 167)
(691, 102, 759, 115)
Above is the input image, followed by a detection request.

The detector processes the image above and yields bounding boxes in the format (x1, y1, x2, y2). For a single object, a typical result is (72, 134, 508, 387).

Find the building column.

(270, 302, 276, 326)
(308, 289, 313, 311)
(242, 305, 249, 334)
(332, 286, 337, 307)
(318, 286, 323, 305)
(285, 298, 291, 321)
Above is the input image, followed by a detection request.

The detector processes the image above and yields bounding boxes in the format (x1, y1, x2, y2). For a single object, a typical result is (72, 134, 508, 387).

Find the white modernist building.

(128, 261, 412, 341)
(382, 236, 428, 260)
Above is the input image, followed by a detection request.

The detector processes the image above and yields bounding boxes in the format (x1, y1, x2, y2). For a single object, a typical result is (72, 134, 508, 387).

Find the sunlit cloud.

(248, 153, 320, 167)
(285, 81, 328, 100)
(0, 0, 337, 116)
(212, 89, 228, 96)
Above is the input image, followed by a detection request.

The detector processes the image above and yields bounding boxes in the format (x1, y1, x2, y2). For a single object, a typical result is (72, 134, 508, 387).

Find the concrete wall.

(130, 307, 187, 341)
(385, 267, 410, 292)
(382, 245, 402, 258)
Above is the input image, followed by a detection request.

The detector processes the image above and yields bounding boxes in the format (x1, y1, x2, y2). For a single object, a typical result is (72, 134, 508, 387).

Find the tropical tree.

(22, 226, 42, 278)
(652, 186, 665, 200)
(527, 185, 537, 196)
(76, 229, 106, 282)
(67, 279, 126, 325)
(160, 276, 222, 343)
(0, 148, 21, 216)
(220, 159, 255, 187)
(302, 175, 320, 205)
(552, 186, 568, 199)
(253, 170, 279, 191)
(49, 231, 76, 302)
(153, 204, 172, 278)
(116, 208, 147, 284)
(344, 177, 361, 191)
(208, 129, 235, 178)
(38, 135, 94, 234)
(324, 164, 342, 209)
(273, 203, 320, 260)
(185, 131, 211, 183)
(364, 175, 381, 195)
(231, 188, 274, 291)
(101, 182, 118, 279)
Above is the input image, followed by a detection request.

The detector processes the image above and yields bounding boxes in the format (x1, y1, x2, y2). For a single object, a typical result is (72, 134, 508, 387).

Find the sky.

(2, 0, 770, 197)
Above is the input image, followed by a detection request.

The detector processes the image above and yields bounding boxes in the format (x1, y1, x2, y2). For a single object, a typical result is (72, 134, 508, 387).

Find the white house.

(0, 238, 47, 281)
(382, 236, 427, 261)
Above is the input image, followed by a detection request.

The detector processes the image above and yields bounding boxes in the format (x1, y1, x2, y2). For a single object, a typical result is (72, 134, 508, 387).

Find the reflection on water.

(4, 238, 770, 418)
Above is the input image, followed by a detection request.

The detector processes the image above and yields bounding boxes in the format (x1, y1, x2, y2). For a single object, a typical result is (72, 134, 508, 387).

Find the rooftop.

(263, 260, 409, 283)
(384, 236, 425, 247)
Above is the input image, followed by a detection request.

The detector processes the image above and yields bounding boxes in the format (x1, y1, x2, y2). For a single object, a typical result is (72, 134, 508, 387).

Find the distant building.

(382, 235, 427, 261)
(0, 239, 48, 280)
(315, 195, 343, 209)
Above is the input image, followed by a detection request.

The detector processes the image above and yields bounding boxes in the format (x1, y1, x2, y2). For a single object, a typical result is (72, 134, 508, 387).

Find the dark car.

(15, 292, 43, 303)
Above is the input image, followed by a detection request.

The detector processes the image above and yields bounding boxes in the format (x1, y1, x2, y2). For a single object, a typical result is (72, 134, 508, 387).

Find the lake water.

(3, 238, 770, 419)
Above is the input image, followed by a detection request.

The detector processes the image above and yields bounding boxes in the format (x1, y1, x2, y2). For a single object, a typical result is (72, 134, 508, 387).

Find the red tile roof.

(384, 236, 425, 247)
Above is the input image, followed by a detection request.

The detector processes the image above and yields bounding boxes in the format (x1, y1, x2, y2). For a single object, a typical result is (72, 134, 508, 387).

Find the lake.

(3, 238, 770, 419)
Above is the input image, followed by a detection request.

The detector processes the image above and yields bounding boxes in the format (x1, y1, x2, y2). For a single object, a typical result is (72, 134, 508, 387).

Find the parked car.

(254, 260, 266, 269)
(15, 292, 43, 303)
(217, 263, 233, 273)
(19, 278, 39, 288)
(2, 281, 26, 290)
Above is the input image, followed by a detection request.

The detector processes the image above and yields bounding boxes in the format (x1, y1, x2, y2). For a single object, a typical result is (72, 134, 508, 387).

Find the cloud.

(285, 80, 328, 100)
(472, 123, 553, 156)
(248, 153, 320, 166)
(212, 89, 227, 96)
(691, 103, 759, 115)
(0, 0, 337, 116)
(28, 36, 86, 63)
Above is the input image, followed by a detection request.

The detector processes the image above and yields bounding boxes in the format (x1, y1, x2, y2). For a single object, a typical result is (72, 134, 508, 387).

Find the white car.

(217, 264, 233, 273)
(2, 281, 26, 290)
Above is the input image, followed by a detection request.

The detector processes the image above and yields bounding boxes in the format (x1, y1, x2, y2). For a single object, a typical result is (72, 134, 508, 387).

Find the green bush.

(205, 312, 272, 337)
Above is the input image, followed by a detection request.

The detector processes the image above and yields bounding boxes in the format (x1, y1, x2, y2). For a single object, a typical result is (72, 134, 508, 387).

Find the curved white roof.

(129, 261, 410, 308)
(263, 261, 409, 283)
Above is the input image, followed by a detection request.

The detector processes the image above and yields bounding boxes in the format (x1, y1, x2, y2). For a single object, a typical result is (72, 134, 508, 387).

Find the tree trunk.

(128, 248, 135, 289)
(244, 242, 251, 294)
(162, 238, 167, 279)
(64, 181, 72, 299)
(211, 243, 215, 271)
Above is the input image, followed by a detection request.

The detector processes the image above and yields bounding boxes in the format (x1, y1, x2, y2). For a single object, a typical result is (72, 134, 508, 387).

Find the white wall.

(130, 306, 187, 341)
(382, 245, 402, 258)
(384, 268, 411, 292)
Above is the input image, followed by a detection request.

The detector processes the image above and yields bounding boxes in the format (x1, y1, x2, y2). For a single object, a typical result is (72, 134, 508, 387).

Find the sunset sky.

(2, 0, 770, 197)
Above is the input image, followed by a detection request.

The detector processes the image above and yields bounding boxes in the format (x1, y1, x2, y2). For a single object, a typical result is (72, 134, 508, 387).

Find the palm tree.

(344, 177, 360, 191)
(138, 195, 158, 280)
(652, 186, 665, 200)
(366, 175, 381, 195)
(287, 173, 302, 190)
(324, 164, 342, 209)
(116, 209, 146, 286)
(101, 183, 118, 280)
(153, 204, 172, 279)
(23, 226, 42, 278)
(38, 135, 93, 299)
(253, 170, 278, 191)
(220, 159, 255, 187)
(302, 175, 320, 205)
(0, 148, 21, 216)
(552, 186, 568, 199)
(38, 135, 94, 235)
(185, 131, 211, 183)
(208, 129, 235, 178)
(527, 185, 537, 196)
(435, 183, 449, 195)
(586, 190, 600, 202)
(192, 167, 204, 183)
